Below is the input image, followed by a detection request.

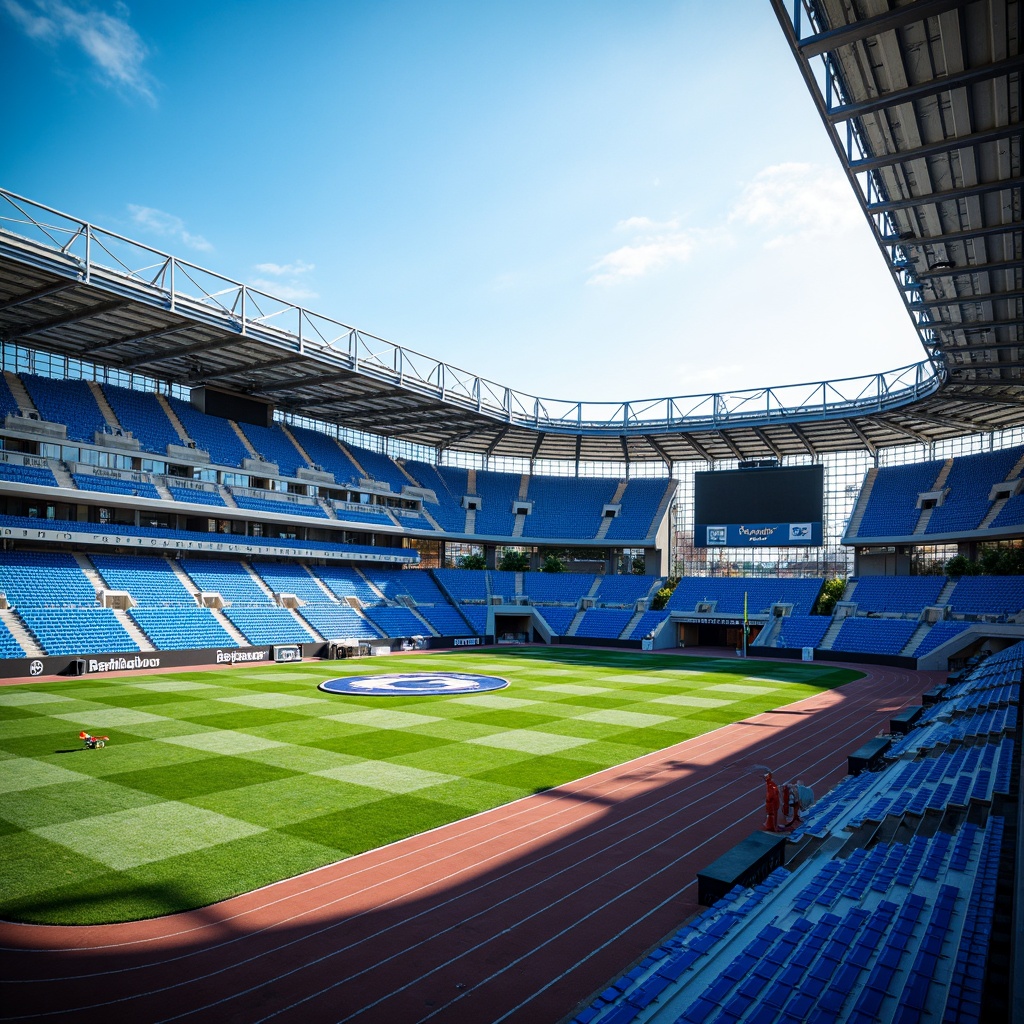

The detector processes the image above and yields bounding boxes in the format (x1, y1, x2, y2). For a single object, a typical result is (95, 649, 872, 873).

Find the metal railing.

(0, 187, 942, 436)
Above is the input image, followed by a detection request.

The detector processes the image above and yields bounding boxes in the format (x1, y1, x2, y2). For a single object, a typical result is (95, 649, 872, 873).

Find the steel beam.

(6, 298, 131, 339)
(797, 0, 965, 58)
(485, 427, 509, 456)
(868, 177, 1024, 214)
(119, 335, 246, 369)
(788, 423, 817, 456)
(826, 56, 1024, 124)
(254, 368, 357, 394)
(683, 434, 715, 463)
(0, 281, 77, 311)
(752, 428, 784, 460)
(894, 222, 1023, 249)
(196, 353, 302, 383)
(89, 325, 192, 353)
(718, 432, 745, 461)
(911, 289, 1024, 309)
(846, 419, 878, 456)
(914, 257, 1024, 280)
(850, 125, 1020, 173)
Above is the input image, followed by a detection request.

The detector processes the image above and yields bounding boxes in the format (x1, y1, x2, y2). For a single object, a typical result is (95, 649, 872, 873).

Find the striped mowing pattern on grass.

(0, 649, 860, 924)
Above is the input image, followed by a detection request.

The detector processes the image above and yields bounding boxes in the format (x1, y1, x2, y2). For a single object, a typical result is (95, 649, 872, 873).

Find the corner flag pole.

(742, 591, 748, 659)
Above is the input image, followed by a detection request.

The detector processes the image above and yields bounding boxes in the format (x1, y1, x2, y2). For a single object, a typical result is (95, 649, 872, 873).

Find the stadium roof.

(0, 3, 1019, 465)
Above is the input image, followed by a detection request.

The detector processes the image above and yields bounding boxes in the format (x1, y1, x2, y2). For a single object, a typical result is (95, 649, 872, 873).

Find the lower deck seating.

(831, 617, 918, 655)
(629, 610, 669, 639)
(0, 619, 25, 658)
(130, 607, 236, 650)
(20, 607, 138, 656)
(224, 606, 316, 645)
(574, 608, 634, 639)
(298, 604, 381, 640)
(775, 614, 830, 649)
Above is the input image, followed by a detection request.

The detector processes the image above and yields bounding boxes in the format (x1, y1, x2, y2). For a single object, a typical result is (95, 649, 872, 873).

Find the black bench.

(889, 705, 924, 735)
(696, 831, 789, 907)
(922, 686, 948, 706)
(848, 736, 892, 775)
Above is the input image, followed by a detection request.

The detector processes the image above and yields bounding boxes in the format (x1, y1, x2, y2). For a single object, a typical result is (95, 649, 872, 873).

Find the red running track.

(0, 659, 943, 1024)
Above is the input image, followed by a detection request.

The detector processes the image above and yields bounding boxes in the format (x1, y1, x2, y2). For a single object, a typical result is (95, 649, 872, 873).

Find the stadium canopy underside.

(0, 0, 1019, 467)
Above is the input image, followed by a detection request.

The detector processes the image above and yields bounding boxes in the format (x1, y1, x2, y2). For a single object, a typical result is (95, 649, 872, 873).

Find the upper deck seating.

(402, 461, 467, 531)
(235, 421, 309, 478)
(20, 374, 109, 444)
(855, 459, 944, 538)
(926, 447, 1024, 535)
(473, 470, 520, 536)
(345, 442, 411, 493)
(522, 476, 618, 539)
(849, 575, 947, 615)
(521, 573, 595, 605)
(284, 424, 362, 485)
(0, 462, 58, 487)
(989, 490, 1024, 529)
(831, 617, 917, 655)
(604, 478, 671, 540)
(179, 558, 272, 605)
(72, 473, 161, 500)
(0, 374, 22, 419)
(100, 383, 182, 455)
(166, 396, 251, 467)
(666, 577, 823, 616)
(948, 575, 1024, 618)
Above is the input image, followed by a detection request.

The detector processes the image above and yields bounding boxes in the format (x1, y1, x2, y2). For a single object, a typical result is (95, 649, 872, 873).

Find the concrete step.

(619, 608, 644, 640)
(113, 608, 155, 651)
(566, 609, 585, 636)
(211, 608, 249, 646)
(819, 618, 844, 651)
(87, 381, 121, 430)
(0, 607, 44, 657)
(155, 393, 191, 443)
(4, 372, 37, 415)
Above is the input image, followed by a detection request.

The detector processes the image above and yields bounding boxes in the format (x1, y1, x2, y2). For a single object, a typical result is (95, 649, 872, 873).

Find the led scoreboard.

(693, 464, 824, 548)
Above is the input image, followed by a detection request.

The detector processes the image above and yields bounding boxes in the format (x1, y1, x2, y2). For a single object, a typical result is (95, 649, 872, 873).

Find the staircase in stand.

(818, 618, 844, 650)
(0, 608, 44, 657)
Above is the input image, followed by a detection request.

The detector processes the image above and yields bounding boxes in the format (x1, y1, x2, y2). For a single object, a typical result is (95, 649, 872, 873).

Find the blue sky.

(2, 0, 923, 403)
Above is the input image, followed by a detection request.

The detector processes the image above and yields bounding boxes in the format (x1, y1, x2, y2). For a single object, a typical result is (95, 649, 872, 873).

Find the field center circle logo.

(319, 672, 508, 696)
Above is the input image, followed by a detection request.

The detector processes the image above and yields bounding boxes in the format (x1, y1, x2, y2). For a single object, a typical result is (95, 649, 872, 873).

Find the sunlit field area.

(0, 649, 860, 924)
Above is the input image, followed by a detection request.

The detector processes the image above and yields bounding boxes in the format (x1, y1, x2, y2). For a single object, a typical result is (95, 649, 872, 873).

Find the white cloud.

(128, 205, 212, 252)
(253, 260, 315, 277)
(587, 217, 723, 287)
(3, 0, 155, 101)
(250, 258, 318, 303)
(728, 162, 862, 248)
(250, 279, 319, 303)
(588, 162, 862, 287)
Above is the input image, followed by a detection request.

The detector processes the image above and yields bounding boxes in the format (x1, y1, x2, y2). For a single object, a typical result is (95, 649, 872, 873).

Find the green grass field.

(0, 648, 860, 925)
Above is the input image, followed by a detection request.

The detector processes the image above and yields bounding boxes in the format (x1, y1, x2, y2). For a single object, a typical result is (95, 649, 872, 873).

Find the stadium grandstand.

(0, 0, 1021, 1021)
